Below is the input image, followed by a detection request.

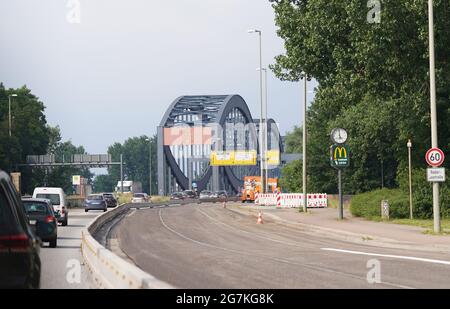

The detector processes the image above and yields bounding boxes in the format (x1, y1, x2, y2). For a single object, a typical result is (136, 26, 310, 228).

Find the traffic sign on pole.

(425, 147, 445, 167)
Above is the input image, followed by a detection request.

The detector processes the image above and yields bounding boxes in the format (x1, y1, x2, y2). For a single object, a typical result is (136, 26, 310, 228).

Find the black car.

(183, 190, 197, 199)
(0, 170, 41, 288)
(170, 192, 186, 200)
(102, 192, 117, 208)
(22, 198, 58, 248)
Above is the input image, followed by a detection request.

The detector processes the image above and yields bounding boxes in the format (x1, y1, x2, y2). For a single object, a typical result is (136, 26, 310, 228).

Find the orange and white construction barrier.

(256, 211, 264, 224)
(254, 193, 328, 208)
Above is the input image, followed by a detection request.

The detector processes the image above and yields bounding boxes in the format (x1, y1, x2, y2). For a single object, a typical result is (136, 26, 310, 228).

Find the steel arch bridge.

(157, 95, 282, 196)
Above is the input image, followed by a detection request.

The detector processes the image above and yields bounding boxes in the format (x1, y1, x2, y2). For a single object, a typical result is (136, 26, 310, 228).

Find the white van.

(32, 187, 69, 226)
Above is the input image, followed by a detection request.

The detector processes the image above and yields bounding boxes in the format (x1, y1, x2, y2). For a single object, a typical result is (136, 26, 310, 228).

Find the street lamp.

(145, 138, 152, 195)
(257, 67, 269, 193)
(248, 28, 265, 193)
(407, 139, 413, 219)
(302, 72, 307, 213)
(8, 94, 18, 137)
(428, 0, 440, 233)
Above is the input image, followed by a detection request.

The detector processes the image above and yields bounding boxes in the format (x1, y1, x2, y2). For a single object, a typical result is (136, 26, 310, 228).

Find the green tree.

(271, 0, 450, 194)
(107, 135, 157, 194)
(92, 174, 116, 193)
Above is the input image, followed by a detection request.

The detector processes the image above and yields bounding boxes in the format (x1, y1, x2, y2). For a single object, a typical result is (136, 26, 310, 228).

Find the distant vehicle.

(170, 192, 186, 200)
(32, 187, 69, 226)
(0, 170, 41, 288)
(215, 190, 228, 199)
(199, 190, 213, 199)
(22, 198, 58, 248)
(84, 194, 107, 212)
(115, 181, 142, 194)
(183, 190, 197, 199)
(102, 192, 117, 208)
(131, 193, 149, 203)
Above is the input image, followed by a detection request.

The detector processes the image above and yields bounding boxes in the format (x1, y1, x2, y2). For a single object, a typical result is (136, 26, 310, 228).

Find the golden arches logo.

(334, 147, 347, 160)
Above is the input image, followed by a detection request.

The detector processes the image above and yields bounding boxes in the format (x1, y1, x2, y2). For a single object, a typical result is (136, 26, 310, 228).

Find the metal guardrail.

(81, 197, 240, 289)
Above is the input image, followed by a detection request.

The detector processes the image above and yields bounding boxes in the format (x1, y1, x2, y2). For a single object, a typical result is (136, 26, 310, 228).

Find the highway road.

(40, 208, 105, 289)
(113, 203, 450, 289)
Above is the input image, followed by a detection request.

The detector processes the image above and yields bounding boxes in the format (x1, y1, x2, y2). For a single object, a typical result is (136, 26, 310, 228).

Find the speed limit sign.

(426, 148, 445, 167)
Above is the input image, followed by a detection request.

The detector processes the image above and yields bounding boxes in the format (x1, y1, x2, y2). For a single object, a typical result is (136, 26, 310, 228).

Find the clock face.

(331, 128, 347, 144)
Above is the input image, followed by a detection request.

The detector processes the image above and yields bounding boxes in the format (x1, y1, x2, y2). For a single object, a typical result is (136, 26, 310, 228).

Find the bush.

(397, 168, 450, 219)
(350, 188, 409, 219)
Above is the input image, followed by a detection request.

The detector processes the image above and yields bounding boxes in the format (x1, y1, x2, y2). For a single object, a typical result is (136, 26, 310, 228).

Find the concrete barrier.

(81, 203, 173, 289)
(81, 197, 240, 288)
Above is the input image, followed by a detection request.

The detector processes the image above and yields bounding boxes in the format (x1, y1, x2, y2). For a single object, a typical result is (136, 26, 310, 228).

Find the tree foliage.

(107, 135, 157, 195)
(271, 0, 450, 194)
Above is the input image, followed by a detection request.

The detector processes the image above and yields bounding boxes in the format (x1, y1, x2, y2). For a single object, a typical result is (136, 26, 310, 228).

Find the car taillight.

(45, 215, 55, 223)
(0, 233, 30, 253)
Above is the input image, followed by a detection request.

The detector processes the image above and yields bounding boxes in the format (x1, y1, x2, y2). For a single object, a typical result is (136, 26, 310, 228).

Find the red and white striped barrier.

(254, 193, 328, 208)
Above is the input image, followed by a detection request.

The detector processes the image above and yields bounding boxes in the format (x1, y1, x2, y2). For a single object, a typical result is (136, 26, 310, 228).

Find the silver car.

(131, 193, 149, 203)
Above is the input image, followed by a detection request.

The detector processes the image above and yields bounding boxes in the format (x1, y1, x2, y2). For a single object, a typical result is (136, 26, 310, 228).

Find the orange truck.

(241, 176, 279, 203)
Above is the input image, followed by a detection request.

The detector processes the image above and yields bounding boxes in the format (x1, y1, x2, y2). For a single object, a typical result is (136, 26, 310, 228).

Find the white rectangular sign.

(72, 175, 81, 185)
(427, 168, 446, 182)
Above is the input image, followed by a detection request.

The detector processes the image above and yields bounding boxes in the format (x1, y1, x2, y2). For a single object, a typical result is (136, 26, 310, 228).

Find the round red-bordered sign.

(425, 148, 445, 167)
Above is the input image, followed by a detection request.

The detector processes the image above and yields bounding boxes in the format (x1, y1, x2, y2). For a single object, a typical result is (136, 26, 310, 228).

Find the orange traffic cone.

(257, 211, 264, 224)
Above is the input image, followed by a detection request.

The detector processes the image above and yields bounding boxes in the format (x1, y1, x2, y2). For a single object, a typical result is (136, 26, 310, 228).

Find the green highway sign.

(330, 144, 350, 169)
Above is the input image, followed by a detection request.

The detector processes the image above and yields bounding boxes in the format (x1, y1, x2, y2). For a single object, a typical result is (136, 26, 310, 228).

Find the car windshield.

(134, 194, 144, 198)
(88, 195, 103, 200)
(36, 193, 60, 205)
(103, 194, 113, 197)
(23, 201, 50, 214)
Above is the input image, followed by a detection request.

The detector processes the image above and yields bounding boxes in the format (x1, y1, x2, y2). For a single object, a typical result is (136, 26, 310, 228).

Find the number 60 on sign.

(425, 148, 445, 167)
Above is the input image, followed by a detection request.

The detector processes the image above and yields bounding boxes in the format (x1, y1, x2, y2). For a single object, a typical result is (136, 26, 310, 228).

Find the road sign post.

(425, 147, 444, 233)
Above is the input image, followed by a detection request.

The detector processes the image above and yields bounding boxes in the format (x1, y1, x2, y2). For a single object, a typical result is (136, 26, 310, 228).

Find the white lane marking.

(158, 208, 412, 288)
(321, 248, 450, 266)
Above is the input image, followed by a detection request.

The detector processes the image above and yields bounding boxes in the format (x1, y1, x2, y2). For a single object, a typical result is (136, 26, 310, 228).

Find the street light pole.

(407, 139, 413, 220)
(302, 73, 307, 213)
(257, 67, 269, 193)
(428, 0, 440, 233)
(248, 29, 265, 193)
(8, 94, 17, 137)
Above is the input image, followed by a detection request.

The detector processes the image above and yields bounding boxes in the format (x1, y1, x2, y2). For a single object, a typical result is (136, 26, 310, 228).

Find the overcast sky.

(0, 0, 316, 155)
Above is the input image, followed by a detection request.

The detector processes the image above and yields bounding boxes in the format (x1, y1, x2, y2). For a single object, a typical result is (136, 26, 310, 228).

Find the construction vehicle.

(241, 176, 279, 203)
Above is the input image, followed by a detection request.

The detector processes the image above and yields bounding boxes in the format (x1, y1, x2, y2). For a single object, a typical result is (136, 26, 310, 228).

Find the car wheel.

(103, 209, 107, 212)
(49, 238, 57, 248)
(85, 209, 88, 212)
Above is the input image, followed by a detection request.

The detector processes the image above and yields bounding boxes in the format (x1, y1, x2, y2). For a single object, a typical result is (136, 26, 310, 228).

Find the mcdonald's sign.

(330, 144, 350, 168)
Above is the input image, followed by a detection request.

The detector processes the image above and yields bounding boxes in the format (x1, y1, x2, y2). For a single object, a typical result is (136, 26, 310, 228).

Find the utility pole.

(302, 73, 307, 212)
(248, 29, 265, 193)
(428, 0, 440, 233)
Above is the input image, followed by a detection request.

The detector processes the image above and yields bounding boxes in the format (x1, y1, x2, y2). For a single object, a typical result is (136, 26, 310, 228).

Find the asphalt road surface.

(40, 208, 105, 289)
(114, 203, 450, 289)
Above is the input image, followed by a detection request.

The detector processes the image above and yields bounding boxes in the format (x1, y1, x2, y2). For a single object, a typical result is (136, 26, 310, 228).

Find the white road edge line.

(321, 248, 450, 266)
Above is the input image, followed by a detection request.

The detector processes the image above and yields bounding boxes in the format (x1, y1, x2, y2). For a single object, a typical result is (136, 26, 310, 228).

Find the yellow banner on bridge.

(210, 150, 257, 166)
